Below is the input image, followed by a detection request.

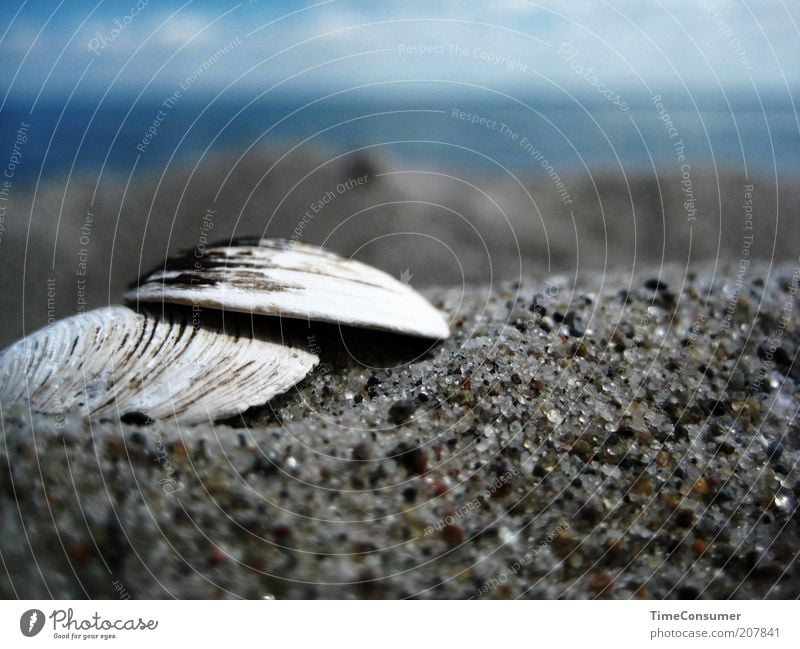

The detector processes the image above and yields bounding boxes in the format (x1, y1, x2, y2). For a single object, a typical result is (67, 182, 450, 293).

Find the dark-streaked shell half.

(125, 238, 450, 339)
(0, 306, 318, 423)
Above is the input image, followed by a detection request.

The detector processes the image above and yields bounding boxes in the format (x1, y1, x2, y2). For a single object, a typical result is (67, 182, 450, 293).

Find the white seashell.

(0, 306, 318, 423)
(125, 238, 450, 339)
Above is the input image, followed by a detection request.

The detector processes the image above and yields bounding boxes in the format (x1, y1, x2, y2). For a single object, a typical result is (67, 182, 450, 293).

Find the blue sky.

(1, 0, 798, 104)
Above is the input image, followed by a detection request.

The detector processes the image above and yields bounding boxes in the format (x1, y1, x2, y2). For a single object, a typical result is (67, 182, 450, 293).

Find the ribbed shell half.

(125, 238, 450, 339)
(0, 306, 318, 423)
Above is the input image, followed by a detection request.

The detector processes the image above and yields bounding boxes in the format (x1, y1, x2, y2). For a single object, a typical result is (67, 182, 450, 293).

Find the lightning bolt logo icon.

(20, 608, 45, 637)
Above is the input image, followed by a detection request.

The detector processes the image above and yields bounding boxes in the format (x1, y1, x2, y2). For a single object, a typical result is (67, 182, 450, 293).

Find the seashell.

(125, 238, 450, 339)
(0, 306, 318, 423)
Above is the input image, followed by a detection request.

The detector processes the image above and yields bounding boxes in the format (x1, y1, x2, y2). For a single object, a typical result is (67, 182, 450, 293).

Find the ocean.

(1, 88, 798, 183)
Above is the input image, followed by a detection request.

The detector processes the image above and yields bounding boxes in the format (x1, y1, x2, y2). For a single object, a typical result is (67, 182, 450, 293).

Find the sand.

(1, 262, 798, 599)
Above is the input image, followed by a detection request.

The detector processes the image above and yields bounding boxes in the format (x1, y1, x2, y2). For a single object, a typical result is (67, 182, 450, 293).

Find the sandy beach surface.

(2, 262, 798, 599)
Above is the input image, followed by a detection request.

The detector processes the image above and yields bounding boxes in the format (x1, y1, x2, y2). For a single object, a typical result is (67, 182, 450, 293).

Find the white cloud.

(157, 13, 218, 47)
(4, 0, 797, 98)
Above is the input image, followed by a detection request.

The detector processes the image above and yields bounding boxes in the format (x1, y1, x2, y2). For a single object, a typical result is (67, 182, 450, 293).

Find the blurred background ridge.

(0, 0, 798, 345)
